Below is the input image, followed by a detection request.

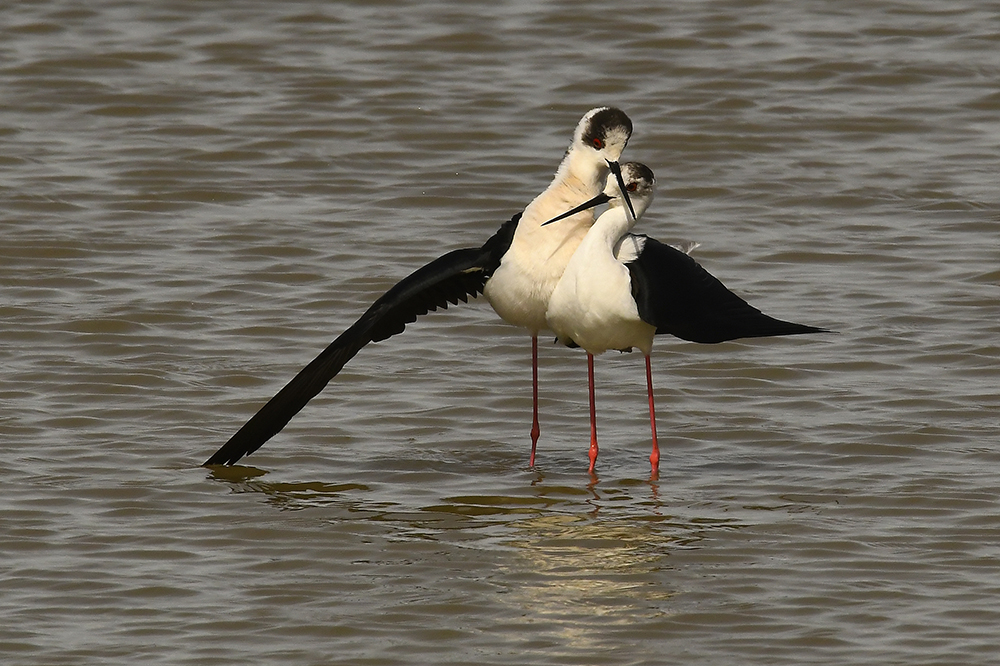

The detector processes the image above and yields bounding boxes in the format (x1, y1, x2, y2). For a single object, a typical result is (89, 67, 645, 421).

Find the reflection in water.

(207, 465, 369, 511)
(496, 506, 742, 649)
(502, 516, 676, 630)
(206, 465, 742, 649)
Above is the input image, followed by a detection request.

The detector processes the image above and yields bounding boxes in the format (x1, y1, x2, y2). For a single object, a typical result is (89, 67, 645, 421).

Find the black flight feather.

(626, 236, 827, 344)
(204, 213, 520, 466)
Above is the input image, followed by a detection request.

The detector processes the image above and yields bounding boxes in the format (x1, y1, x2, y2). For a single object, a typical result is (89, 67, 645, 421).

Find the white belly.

(546, 241, 655, 355)
(484, 191, 593, 334)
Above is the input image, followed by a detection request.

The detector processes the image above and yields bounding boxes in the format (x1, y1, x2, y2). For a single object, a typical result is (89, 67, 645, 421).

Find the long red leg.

(646, 354, 660, 477)
(529, 335, 540, 466)
(587, 353, 599, 473)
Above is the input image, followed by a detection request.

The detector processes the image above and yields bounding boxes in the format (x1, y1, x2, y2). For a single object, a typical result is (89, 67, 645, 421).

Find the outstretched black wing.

(626, 236, 827, 344)
(204, 213, 520, 466)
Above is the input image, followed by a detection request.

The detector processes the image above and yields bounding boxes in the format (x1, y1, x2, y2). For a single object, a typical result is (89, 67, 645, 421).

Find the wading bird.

(483, 107, 634, 464)
(544, 163, 827, 476)
(204, 107, 635, 467)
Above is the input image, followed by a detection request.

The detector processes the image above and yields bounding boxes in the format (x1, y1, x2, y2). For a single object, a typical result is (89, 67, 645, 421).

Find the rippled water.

(3, 1, 999, 664)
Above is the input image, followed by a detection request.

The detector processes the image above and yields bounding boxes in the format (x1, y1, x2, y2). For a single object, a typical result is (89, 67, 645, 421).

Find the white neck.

(591, 205, 638, 247)
(516, 147, 607, 232)
(549, 147, 605, 201)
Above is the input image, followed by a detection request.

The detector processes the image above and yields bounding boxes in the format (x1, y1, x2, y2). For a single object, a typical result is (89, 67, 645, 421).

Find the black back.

(626, 236, 826, 344)
(204, 214, 520, 466)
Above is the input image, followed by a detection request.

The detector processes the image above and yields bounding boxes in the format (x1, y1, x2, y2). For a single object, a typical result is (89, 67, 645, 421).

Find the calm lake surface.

(2, 1, 999, 664)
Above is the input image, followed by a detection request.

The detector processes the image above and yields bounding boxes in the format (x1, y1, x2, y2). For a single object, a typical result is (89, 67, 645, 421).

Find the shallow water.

(2, 1, 999, 664)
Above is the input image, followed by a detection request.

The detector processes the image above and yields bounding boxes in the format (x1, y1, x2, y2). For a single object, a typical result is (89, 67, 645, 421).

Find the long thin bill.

(540, 192, 612, 226)
(607, 160, 636, 221)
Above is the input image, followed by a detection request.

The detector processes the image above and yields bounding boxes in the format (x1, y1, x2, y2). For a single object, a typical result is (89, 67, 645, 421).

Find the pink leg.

(587, 353, 599, 473)
(646, 354, 660, 477)
(529, 335, 540, 466)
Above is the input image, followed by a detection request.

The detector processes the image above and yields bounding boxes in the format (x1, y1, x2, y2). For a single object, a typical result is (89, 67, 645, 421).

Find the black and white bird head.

(606, 162, 655, 218)
(543, 161, 655, 227)
(563, 107, 637, 220)
(572, 107, 633, 164)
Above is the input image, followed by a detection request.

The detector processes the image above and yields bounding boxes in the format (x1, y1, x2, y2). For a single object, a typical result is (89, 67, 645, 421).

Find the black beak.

(606, 160, 637, 222)
(540, 192, 613, 226)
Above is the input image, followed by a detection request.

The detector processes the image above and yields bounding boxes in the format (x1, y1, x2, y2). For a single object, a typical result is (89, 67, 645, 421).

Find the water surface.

(2, 1, 999, 664)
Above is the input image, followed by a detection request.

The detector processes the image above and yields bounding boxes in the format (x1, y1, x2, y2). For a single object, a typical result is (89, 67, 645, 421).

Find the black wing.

(204, 213, 520, 466)
(626, 236, 827, 344)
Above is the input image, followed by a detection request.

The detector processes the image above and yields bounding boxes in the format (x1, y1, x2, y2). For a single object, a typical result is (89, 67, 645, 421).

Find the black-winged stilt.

(483, 106, 634, 464)
(544, 162, 827, 476)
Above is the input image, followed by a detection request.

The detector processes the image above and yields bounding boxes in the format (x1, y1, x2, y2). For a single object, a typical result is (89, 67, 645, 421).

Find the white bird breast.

(547, 240, 654, 355)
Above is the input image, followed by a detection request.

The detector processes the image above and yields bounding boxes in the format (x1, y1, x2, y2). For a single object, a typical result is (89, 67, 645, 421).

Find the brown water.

(3, 1, 999, 664)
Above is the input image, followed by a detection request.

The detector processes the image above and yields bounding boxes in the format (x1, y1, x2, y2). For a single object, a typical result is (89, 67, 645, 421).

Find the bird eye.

(592, 137, 604, 149)
(626, 182, 638, 192)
